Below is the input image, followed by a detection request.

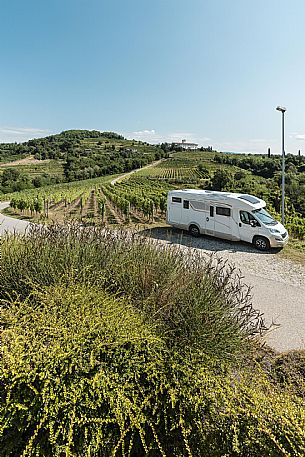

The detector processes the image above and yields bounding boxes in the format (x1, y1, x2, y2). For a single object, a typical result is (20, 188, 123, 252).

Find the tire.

(253, 236, 270, 251)
(189, 224, 200, 237)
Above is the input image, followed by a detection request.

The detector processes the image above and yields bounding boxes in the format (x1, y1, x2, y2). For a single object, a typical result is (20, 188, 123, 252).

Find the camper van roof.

(238, 194, 261, 204)
(173, 189, 239, 197)
(179, 189, 230, 196)
(169, 189, 265, 206)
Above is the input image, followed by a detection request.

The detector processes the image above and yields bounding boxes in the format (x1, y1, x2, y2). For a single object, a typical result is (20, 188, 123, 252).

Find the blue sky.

(1, 0, 305, 154)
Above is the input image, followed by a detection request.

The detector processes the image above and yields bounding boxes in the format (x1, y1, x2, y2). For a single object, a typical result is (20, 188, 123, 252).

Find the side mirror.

(250, 220, 259, 227)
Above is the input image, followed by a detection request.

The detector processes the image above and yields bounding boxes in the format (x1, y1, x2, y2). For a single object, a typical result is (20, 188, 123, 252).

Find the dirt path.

(99, 190, 125, 224)
(82, 191, 98, 219)
(0, 155, 50, 167)
(67, 195, 83, 216)
(110, 159, 164, 185)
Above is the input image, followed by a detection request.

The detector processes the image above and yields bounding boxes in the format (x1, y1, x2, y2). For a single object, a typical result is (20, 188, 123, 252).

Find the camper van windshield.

(252, 208, 277, 226)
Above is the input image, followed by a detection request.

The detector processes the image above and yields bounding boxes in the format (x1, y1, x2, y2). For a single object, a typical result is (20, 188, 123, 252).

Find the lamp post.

(276, 105, 286, 225)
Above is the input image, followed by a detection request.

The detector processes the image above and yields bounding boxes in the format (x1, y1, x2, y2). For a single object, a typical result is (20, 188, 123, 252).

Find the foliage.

(2, 176, 173, 224)
(209, 169, 233, 191)
(0, 226, 264, 354)
(214, 152, 305, 218)
(0, 130, 167, 193)
(1, 228, 305, 455)
(1, 175, 118, 220)
(101, 178, 172, 220)
(0, 168, 32, 193)
(137, 159, 210, 184)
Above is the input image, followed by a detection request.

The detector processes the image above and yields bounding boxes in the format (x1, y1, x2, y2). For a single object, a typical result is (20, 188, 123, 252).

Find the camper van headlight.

(269, 228, 280, 234)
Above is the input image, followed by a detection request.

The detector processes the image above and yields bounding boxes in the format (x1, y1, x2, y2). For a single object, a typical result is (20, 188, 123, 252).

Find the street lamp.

(276, 105, 286, 225)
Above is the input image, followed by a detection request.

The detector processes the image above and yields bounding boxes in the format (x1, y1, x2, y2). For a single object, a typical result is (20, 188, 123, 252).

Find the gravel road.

(148, 227, 305, 353)
(0, 202, 32, 235)
(1, 199, 305, 353)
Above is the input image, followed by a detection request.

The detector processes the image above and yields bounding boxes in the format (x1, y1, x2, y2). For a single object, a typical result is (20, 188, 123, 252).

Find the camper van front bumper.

(269, 232, 289, 248)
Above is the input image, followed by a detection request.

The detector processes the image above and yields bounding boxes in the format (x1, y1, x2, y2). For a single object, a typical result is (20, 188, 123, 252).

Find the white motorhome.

(166, 189, 288, 250)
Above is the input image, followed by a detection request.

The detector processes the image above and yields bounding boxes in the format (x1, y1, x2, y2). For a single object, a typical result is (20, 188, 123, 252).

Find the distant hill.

(0, 129, 152, 161)
(0, 130, 167, 192)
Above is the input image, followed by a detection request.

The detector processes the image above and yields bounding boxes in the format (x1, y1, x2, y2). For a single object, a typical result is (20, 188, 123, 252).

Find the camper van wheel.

(189, 224, 200, 237)
(253, 236, 270, 251)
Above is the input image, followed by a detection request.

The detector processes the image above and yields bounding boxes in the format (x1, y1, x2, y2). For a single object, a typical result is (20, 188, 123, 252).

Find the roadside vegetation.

(1, 225, 305, 455)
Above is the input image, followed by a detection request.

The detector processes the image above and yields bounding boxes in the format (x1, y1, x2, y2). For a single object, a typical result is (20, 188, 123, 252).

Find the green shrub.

(1, 227, 305, 455)
(0, 225, 265, 361)
(1, 284, 305, 456)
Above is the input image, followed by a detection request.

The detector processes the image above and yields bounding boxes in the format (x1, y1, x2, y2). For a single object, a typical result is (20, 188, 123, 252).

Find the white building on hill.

(172, 139, 198, 150)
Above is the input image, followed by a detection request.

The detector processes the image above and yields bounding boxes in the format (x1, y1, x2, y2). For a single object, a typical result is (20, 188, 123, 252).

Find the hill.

(0, 130, 167, 193)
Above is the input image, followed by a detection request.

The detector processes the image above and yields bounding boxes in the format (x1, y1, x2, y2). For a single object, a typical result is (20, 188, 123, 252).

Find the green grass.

(1, 227, 305, 455)
(0, 225, 261, 356)
(0, 173, 119, 203)
(279, 238, 305, 265)
(136, 151, 267, 190)
(10, 159, 65, 178)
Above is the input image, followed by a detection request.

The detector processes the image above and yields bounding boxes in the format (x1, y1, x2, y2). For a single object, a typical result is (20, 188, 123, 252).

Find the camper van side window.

(172, 197, 182, 203)
(183, 200, 189, 209)
(210, 206, 214, 217)
(240, 211, 259, 225)
(216, 207, 231, 217)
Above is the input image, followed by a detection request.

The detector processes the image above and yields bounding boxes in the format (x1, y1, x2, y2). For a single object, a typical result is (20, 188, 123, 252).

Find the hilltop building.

(172, 139, 198, 150)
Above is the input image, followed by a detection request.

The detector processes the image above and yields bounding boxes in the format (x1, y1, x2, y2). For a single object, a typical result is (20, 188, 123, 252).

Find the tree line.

(0, 130, 168, 194)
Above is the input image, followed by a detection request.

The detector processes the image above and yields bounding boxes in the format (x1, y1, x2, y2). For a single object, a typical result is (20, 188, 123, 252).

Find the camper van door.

(169, 195, 182, 223)
(205, 205, 215, 234)
(214, 205, 232, 239)
(238, 210, 259, 243)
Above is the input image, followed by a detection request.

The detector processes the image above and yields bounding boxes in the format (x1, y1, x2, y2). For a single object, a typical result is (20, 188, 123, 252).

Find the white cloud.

(133, 129, 156, 135)
(211, 139, 278, 154)
(0, 126, 50, 143)
(126, 130, 305, 155)
(249, 138, 271, 143)
(295, 134, 305, 140)
(0, 127, 49, 135)
(127, 129, 211, 146)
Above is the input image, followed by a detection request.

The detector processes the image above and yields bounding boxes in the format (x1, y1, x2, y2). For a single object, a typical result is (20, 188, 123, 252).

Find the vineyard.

(2, 174, 174, 226)
(100, 178, 173, 223)
(0, 152, 216, 226)
(137, 161, 203, 181)
(137, 157, 210, 183)
(3, 176, 112, 224)
(1, 149, 305, 243)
